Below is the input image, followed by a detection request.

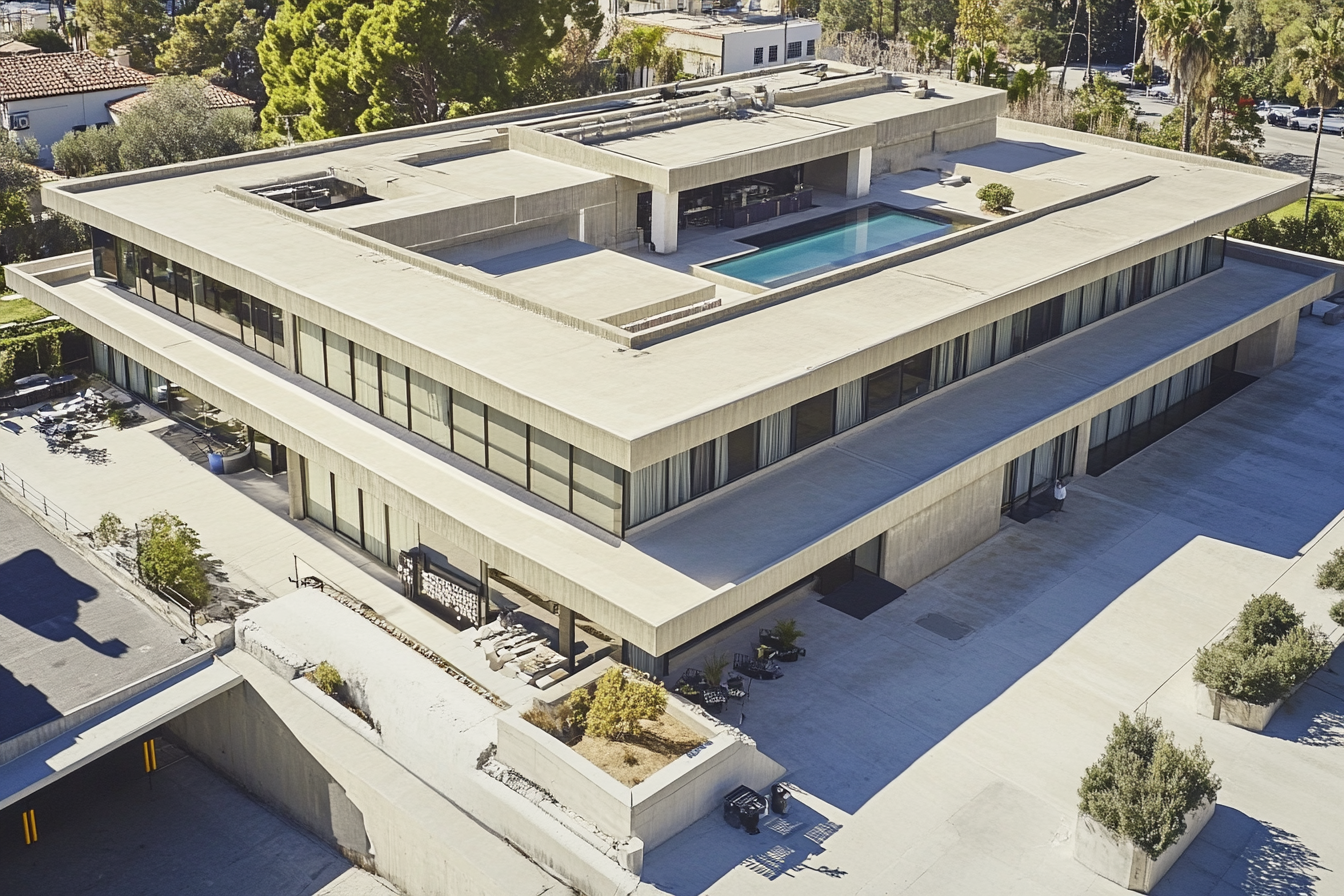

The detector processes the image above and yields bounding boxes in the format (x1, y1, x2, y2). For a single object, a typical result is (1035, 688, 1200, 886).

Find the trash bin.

(770, 783, 790, 815)
(723, 785, 767, 835)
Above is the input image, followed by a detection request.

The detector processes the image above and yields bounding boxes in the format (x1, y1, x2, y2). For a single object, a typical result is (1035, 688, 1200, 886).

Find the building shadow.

(1153, 806, 1324, 895)
(0, 663, 60, 740)
(0, 549, 128, 658)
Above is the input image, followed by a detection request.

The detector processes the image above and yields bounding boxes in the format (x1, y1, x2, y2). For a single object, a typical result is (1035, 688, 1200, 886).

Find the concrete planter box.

(1195, 682, 1303, 732)
(1073, 800, 1215, 893)
(497, 692, 784, 859)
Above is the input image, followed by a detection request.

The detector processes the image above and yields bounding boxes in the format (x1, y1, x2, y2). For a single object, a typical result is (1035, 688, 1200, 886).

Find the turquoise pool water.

(706, 204, 952, 287)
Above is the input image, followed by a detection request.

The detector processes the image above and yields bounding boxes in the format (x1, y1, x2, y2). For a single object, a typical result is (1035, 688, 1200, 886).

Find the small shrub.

(94, 512, 126, 547)
(1193, 593, 1331, 704)
(1317, 547, 1344, 593)
(622, 748, 638, 766)
(1233, 593, 1302, 646)
(312, 661, 343, 696)
(1331, 599, 1344, 629)
(566, 686, 592, 733)
(106, 407, 131, 429)
(976, 182, 1015, 212)
(585, 667, 667, 741)
(1078, 713, 1220, 859)
(136, 511, 211, 607)
(771, 618, 805, 649)
(702, 652, 730, 687)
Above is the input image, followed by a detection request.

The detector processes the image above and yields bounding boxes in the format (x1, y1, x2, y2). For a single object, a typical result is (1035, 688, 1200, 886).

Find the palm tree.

(1290, 16, 1344, 222)
(1139, 0, 1233, 153)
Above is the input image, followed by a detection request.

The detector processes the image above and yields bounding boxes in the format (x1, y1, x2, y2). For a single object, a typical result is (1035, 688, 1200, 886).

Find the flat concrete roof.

(585, 109, 845, 167)
(42, 119, 1306, 470)
(13, 247, 1332, 654)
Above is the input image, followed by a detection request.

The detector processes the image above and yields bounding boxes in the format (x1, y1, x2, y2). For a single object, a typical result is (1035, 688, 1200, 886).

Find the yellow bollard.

(143, 738, 158, 773)
(22, 809, 36, 844)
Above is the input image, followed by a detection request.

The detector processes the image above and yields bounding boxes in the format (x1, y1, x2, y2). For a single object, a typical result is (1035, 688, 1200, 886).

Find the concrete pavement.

(638, 313, 1344, 894)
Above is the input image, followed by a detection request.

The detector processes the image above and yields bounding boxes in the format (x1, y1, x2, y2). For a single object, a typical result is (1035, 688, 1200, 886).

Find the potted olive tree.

(1074, 713, 1220, 893)
(1192, 593, 1333, 731)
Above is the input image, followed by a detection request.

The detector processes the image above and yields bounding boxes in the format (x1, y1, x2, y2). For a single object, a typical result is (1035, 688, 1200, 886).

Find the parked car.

(1290, 107, 1344, 132)
(1255, 102, 1299, 126)
(1120, 63, 1168, 84)
(1316, 114, 1344, 136)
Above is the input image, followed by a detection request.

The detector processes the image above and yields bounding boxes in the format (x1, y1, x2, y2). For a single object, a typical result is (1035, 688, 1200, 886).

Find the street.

(1051, 64, 1344, 190)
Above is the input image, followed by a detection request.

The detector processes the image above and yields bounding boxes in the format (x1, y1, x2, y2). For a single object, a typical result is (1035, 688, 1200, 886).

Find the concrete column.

(650, 189, 679, 254)
(880, 469, 1002, 589)
(558, 605, 576, 671)
(1235, 311, 1299, 377)
(845, 147, 872, 199)
(1072, 420, 1092, 479)
(479, 560, 492, 625)
(287, 454, 305, 519)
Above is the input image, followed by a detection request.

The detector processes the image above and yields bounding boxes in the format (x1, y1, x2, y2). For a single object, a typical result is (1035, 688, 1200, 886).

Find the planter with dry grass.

(497, 663, 784, 853)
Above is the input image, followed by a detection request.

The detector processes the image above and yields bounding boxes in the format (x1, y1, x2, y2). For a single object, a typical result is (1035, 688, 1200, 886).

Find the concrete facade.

(7, 63, 1340, 670)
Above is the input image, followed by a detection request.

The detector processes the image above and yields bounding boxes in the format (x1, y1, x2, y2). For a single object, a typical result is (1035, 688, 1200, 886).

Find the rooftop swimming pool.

(705, 203, 956, 287)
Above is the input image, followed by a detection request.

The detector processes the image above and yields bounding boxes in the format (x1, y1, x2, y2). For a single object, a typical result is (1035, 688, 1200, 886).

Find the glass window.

(572, 448, 623, 535)
(174, 265, 196, 321)
(297, 318, 326, 385)
(966, 323, 995, 374)
(628, 462, 667, 527)
(487, 408, 528, 486)
(793, 390, 836, 452)
(1207, 234, 1225, 271)
(332, 474, 361, 543)
(451, 391, 487, 465)
(381, 358, 410, 428)
(361, 494, 388, 565)
(199, 278, 242, 340)
(270, 305, 285, 347)
(304, 458, 334, 529)
(150, 254, 175, 312)
(91, 228, 117, 280)
(410, 370, 451, 447)
(768, 44, 778, 62)
(900, 349, 933, 404)
(93, 339, 110, 377)
(758, 409, 792, 467)
(723, 422, 757, 482)
(354, 345, 380, 413)
(116, 239, 137, 290)
(136, 248, 154, 299)
(1024, 296, 1062, 350)
(806, 39, 816, 55)
(787, 40, 802, 58)
(239, 293, 255, 349)
(529, 428, 570, 508)
(325, 331, 354, 399)
(836, 379, 864, 432)
(865, 361, 903, 419)
(753, 47, 764, 64)
(668, 450, 692, 507)
(252, 299, 274, 359)
(388, 508, 418, 561)
(690, 440, 716, 497)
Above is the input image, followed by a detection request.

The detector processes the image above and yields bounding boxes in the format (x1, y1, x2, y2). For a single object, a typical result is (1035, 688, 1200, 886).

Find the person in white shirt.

(1053, 478, 1067, 512)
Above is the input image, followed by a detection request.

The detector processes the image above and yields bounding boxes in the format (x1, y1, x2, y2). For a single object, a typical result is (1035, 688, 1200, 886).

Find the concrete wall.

(721, 22, 821, 74)
(497, 694, 783, 851)
(167, 682, 376, 869)
(881, 468, 1002, 588)
(1234, 309, 1299, 376)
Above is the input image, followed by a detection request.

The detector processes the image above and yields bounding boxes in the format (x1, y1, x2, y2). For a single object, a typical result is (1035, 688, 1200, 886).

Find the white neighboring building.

(0, 51, 154, 165)
(621, 9, 822, 77)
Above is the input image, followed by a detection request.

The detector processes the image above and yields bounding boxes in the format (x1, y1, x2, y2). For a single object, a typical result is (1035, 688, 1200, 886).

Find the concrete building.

(620, 7, 822, 77)
(0, 50, 154, 164)
(7, 62, 1337, 680)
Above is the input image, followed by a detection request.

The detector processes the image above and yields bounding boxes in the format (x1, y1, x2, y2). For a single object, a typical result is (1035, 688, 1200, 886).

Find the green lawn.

(1267, 193, 1344, 222)
(0, 297, 53, 325)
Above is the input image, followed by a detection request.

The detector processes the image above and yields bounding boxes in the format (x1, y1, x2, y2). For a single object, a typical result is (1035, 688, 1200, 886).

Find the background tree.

(1140, 0, 1233, 152)
(819, 0, 872, 33)
(605, 24, 676, 89)
(955, 0, 1007, 83)
(510, 24, 609, 106)
(909, 24, 953, 70)
(52, 77, 258, 175)
(80, 0, 171, 70)
(259, 0, 598, 140)
(1290, 15, 1344, 221)
(0, 135, 86, 286)
(155, 0, 269, 105)
(14, 28, 72, 53)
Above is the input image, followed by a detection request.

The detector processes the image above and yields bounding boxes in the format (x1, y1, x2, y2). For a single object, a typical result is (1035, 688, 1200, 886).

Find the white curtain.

(714, 435, 730, 488)
(1184, 239, 1206, 282)
(992, 315, 1014, 364)
(1106, 268, 1132, 315)
(966, 323, 995, 373)
(1089, 412, 1109, 448)
(628, 462, 667, 527)
(835, 379, 864, 432)
(932, 339, 960, 389)
(1061, 289, 1084, 334)
(1081, 280, 1106, 325)
(354, 345, 380, 413)
(757, 409, 792, 467)
(668, 450, 692, 508)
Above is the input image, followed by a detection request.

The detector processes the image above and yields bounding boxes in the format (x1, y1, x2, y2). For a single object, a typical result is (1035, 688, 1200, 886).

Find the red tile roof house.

(0, 51, 155, 165)
(106, 78, 253, 123)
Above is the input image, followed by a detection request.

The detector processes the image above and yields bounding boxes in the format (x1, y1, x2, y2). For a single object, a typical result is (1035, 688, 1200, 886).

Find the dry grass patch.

(572, 712, 704, 787)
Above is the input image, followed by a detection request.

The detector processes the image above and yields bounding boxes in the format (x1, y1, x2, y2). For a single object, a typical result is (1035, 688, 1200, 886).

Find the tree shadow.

(1155, 806, 1325, 895)
(1264, 647, 1344, 748)
(0, 549, 127, 658)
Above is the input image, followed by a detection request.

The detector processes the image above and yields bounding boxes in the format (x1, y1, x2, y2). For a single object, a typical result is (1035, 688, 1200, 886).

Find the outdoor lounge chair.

(733, 652, 782, 680)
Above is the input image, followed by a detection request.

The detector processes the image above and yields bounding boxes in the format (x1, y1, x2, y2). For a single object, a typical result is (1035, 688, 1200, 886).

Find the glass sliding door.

(380, 358, 410, 427)
(572, 448, 623, 535)
(304, 458, 334, 529)
(486, 408, 528, 486)
(529, 428, 570, 508)
(297, 318, 326, 385)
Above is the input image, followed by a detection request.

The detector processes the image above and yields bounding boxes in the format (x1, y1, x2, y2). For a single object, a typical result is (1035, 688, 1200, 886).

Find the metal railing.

(0, 462, 91, 535)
